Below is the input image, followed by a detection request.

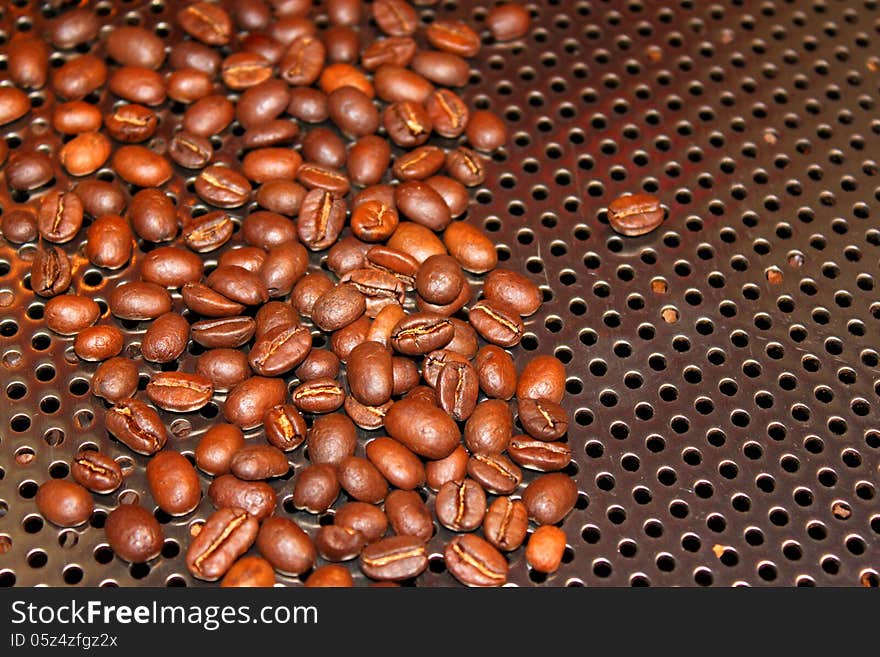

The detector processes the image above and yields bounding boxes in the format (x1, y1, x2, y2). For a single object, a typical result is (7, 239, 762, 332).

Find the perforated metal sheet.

(1, 0, 879, 587)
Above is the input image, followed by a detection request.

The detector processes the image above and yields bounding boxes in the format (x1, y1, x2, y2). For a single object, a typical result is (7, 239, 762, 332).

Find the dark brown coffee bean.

(195, 165, 252, 208)
(296, 162, 351, 196)
(261, 241, 308, 298)
(110, 66, 166, 106)
(425, 89, 469, 139)
(183, 211, 234, 253)
(484, 269, 542, 317)
(437, 360, 479, 421)
(343, 341, 392, 406)
(384, 397, 460, 459)
(224, 376, 287, 429)
(147, 372, 214, 413)
(167, 68, 214, 103)
(140, 312, 189, 364)
(35, 479, 92, 529)
(350, 199, 398, 243)
(517, 355, 566, 404)
(248, 323, 312, 377)
(391, 313, 454, 355)
(405, 385, 438, 405)
(423, 350, 469, 390)
(366, 437, 425, 490)
(326, 0, 362, 25)
(256, 180, 307, 216)
(37, 190, 83, 244)
(348, 135, 391, 187)
(7, 35, 48, 90)
(388, 222, 447, 264)
(71, 450, 123, 495)
(147, 451, 201, 516)
(445, 319, 477, 360)
(183, 94, 235, 136)
(307, 413, 357, 466)
(195, 349, 251, 392)
(315, 525, 365, 562)
(169, 40, 221, 75)
(140, 247, 202, 289)
(108, 281, 172, 321)
(75, 182, 124, 222)
(393, 146, 445, 182)
(208, 473, 277, 520)
(373, 65, 433, 104)
(384, 490, 433, 541)
(300, 127, 347, 169)
(426, 20, 480, 57)
(337, 456, 388, 503)
(0, 87, 30, 126)
(425, 445, 468, 491)
(205, 265, 267, 307)
(233, 0, 272, 30)
(74, 325, 123, 361)
(130, 189, 177, 243)
(60, 131, 111, 176)
(187, 508, 258, 582)
(341, 268, 404, 317)
(383, 101, 432, 147)
(6, 151, 53, 191)
(372, 0, 417, 36)
(435, 479, 486, 532)
(106, 399, 168, 455)
(106, 25, 166, 68)
(105, 503, 164, 563)
(466, 110, 507, 152)
(52, 54, 107, 100)
(391, 356, 419, 395)
(475, 345, 517, 400)
(464, 399, 512, 455)
(293, 463, 340, 513)
(92, 357, 138, 403)
(288, 87, 329, 123)
(288, 273, 331, 319)
(243, 119, 300, 148)
(415, 254, 463, 305)
(195, 424, 246, 476)
(468, 300, 524, 348)
(329, 314, 371, 362)
(169, 130, 212, 168)
(325, 25, 360, 63)
(221, 556, 275, 587)
(360, 535, 427, 581)
(327, 236, 372, 277)
(411, 50, 470, 87)
(486, 3, 532, 41)
(221, 51, 272, 90)
(445, 534, 507, 587)
(416, 279, 471, 317)
(445, 147, 486, 187)
(43, 294, 97, 336)
(297, 189, 347, 251)
(113, 145, 172, 187)
(236, 78, 290, 127)
(261, 403, 306, 452)
(467, 453, 522, 495)
(293, 350, 338, 384)
(362, 36, 416, 72)
(353, 181, 397, 206)
(220, 247, 267, 275)
(1, 208, 38, 243)
(365, 245, 419, 290)
(522, 473, 578, 525)
(279, 35, 325, 86)
(30, 245, 69, 299)
(230, 444, 290, 481)
(327, 86, 379, 138)
(312, 285, 366, 331)
(53, 100, 102, 134)
(509, 436, 571, 473)
(518, 398, 569, 441)
(178, 1, 233, 46)
(291, 378, 346, 414)
(84, 214, 132, 269)
(257, 517, 316, 576)
(306, 564, 354, 587)
(608, 193, 665, 236)
(182, 283, 246, 318)
(333, 503, 386, 543)
(243, 148, 303, 183)
(483, 497, 529, 552)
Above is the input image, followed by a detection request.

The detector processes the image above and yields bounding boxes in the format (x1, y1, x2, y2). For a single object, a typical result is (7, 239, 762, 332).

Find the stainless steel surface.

(1, 0, 878, 587)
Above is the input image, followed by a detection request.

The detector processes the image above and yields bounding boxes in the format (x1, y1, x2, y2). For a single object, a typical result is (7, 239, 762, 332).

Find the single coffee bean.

(280, 35, 325, 86)
(168, 68, 214, 103)
(291, 378, 346, 414)
(110, 66, 167, 106)
(424, 89, 469, 139)
(385, 397, 460, 459)
(264, 404, 308, 452)
(196, 424, 246, 476)
(183, 94, 235, 136)
(222, 51, 272, 90)
(178, 1, 233, 46)
(106, 399, 168, 456)
(483, 496, 529, 552)
(186, 508, 259, 582)
(405, 385, 438, 405)
(466, 110, 507, 152)
(293, 463, 340, 513)
(365, 436, 426, 490)
(335, 502, 388, 543)
(109, 281, 172, 321)
(74, 324, 124, 362)
(169, 40, 221, 75)
(183, 283, 246, 318)
(608, 193, 665, 236)
(169, 130, 213, 168)
(85, 214, 132, 269)
(445, 147, 486, 187)
(329, 314, 371, 362)
(437, 360, 479, 421)
(49, 7, 99, 48)
(256, 180, 306, 216)
(44, 294, 99, 335)
(395, 181, 452, 232)
(31, 246, 72, 298)
(327, 236, 372, 277)
(425, 445, 468, 491)
(522, 473, 579, 525)
(517, 355, 566, 404)
(236, 78, 290, 127)
(130, 189, 178, 243)
(360, 535, 427, 581)
(301, 127, 347, 169)
(147, 372, 214, 413)
(383, 101, 432, 148)
(37, 190, 84, 244)
(196, 349, 251, 392)
(248, 323, 312, 376)
(35, 479, 93, 528)
(341, 268, 405, 317)
(325, 86, 378, 139)
(435, 479, 486, 532)
(411, 50, 470, 87)
(326, 0, 362, 26)
(295, 349, 340, 382)
(337, 456, 388, 504)
(52, 100, 102, 134)
(191, 316, 256, 349)
(384, 489, 433, 542)
(390, 313, 454, 355)
(243, 118, 300, 149)
(196, 165, 252, 208)
(7, 35, 48, 90)
(147, 450, 201, 516)
(468, 300, 524, 348)
(467, 453, 522, 495)
(76, 179, 126, 218)
(183, 211, 235, 252)
(221, 556, 276, 587)
(415, 254, 464, 305)
(387, 222, 447, 264)
(296, 162, 351, 196)
(374, 64, 433, 104)
(518, 398, 569, 441)
(307, 413, 358, 466)
(426, 20, 480, 57)
(417, 278, 471, 317)
(92, 357, 139, 403)
(464, 399, 513, 455)
(224, 376, 287, 429)
(257, 517, 316, 576)
(105, 503, 164, 563)
(393, 146, 445, 183)
(443, 222, 495, 274)
(509, 436, 572, 472)
(473, 345, 517, 400)
(365, 245, 419, 290)
(242, 148, 303, 183)
(106, 25, 166, 68)
(230, 444, 289, 481)
(345, 341, 393, 406)
(446, 318, 479, 359)
(141, 246, 203, 289)
(206, 264, 269, 306)
(348, 136, 392, 187)
(306, 564, 354, 587)
(372, 0, 418, 37)
(72, 450, 123, 495)
(391, 357, 419, 396)
(351, 199, 399, 243)
(1, 208, 38, 243)
(526, 525, 567, 574)
(112, 145, 172, 187)
(486, 3, 532, 41)
(483, 268, 542, 317)
(60, 132, 111, 176)
(297, 189, 347, 250)
(5, 151, 53, 191)
(361, 36, 416, 70)
(445, 534, 507, 587)
(312, 285, 366, 332)
(316, 525, 366, 561)
(51, 54, 107, 100)
(105, 104, 159, 143)
(368, 304, 407, 348)
(141, 313, 190, 364)
(288, 87, 329, 123)
(290, 273, 334, 318)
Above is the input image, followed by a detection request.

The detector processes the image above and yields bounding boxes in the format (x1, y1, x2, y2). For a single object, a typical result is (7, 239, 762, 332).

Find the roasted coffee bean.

(446, 318, 478, 359)
(236, 78, 290, 127)
(368, 304, 407, 347)
(52, 54, 107, 100)
(346, 341, 393, 406)
(464, 399, 513, 455)
(230, 444, 290, 481)
(106, 399, 168, 456)
(391, 357, 419, 395)
(316, 525, 366, 561)
(187, 508, 259, 582)
(468, 300, 523, 348)
(341, 268, 404, 316)
(169, 40, 221, 75)
(169, 130, 212, 168)
(288, 87, 329, 123)
(391, 313, 454, 355)
(445, 147, 486, 187)
(608, 193, 665, 236)
(280, 35, 325, 86)
(435, 479, 486, 532)
(110, 66, 166, 106)
(424, 90, 469, 139)
(307, 413, 357, 466)
(327, 86, 379, 138)
(374, 65, 433, 104)
(385, 397, 460, 459)
(344, 396, 393, 430)
(393, 146, 445, 183)
(192, 316, 256, 349)
(348, 136, 391, 187)
(141, 246, 203, 289)
(445, 534, 507, 587)
(517, 355, 566, 404)
(37, 190, 83, 244)
(243, 148, 303, 183)
(183, 283, 246, 318)
(260, 241, 308, 298)
(326, 0, 362, 25)
(221, 556, 275, 587)
(365, 437, 425, 491)
(483, 268, 542, 317)
(108, 281, 172, 321)
(105, 104, 159, 143)
(444, 222, 495, 275)
(5, 151, 53, 191)
(167, 68, 214, 103)
(388, 222, 447, 264)
(327, 236, 371, 277)
(222, 52, 272, 90)
(466, 110, 507, 152)
(384, 489, 433, 541)
(509, 437, 571, 472)
(264, 404, 308, 452)
(360, 535, 427, 581)
(1, 208, 38, 243)
(206, 265, 268, 306)
(361, 36, 416, 71)
(147, 450, 201, 516)
(85, 214, 132, 269)
(335, 502, 388, 543)
(417, 278, 471, 317)
(467, 453, 522, 495)
(301, 127, 347, 169)
(475, 345, 517, 400)
(195, 424, 246, 477)
(526, 525, 567, 574)
(92, 357, 139, 403)
(243, 119, 300, 148)
(405, 385, 438, 406)
(178, 1, 233, 46)
(293, 463, 340, 513)
(518, 398, 569, 441)
(365, 245, 419, 290)
(141, 313, 190, 364)
(258, 517, 316, 576)
(337, 456, 388, 504)
(522, 473, 578, 525)
(72, 450, 123, 495)
(372, 0, 418, 37)
(425, 445, 468, 491)
(147, 372, 214, 413)
(31, 246, 71, 298)
(53, 100, 102, 134)
(130, 189, 178, 243)
(291, 272, 335, 317)
(305, 564, 354, 587)
(105, 503, 164, 563)
(35, 479, 93, 528)
(195, 165, 252, 208)
(423, 349, 469, 388)
(351, 199, 398, 243)
(483, 497, 529, 552)
(296, 162, 351, 196)
(112, 145, 172, 187)
(291, 378, 346, 414)
(45, 294, 100, 336)
(395, 181, 452, 232)
(383, 101, 432, 147)
(60, 131, 111, 176)
(183, 211, 234, 252)
(312, 285, 366, 331)
(7, 35, 48, 90)
(233, 0, 272, 31)
(256, 180, 307, 216)
(106, 25, 166, 68)
(437, 360, 479, 421)
(426, 20, 480, 57)
(297, 189, 347, 250)
(183, 94, 235, 136)
(416, 254, 464, 305)
(295, 349, 340, 382)
(74, 325, 124, 361)
(76, 180, 125, 219)
(196, 349, 251, 392)
(411, 50, 470, 87)
(486, 3, 532, 41)
(224, 376, 287, 429)
(329, 305, 372, 362)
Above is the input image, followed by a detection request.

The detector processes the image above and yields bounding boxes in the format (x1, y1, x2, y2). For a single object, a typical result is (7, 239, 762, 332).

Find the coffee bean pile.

(0, 0, 592, 586)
